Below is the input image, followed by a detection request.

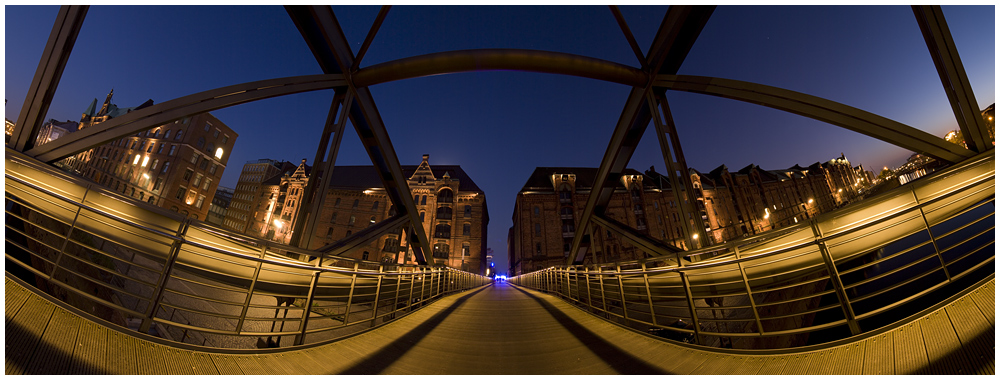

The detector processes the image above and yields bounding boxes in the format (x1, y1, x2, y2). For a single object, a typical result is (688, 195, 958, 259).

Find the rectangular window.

(190, 154, 198, 164)
(203, 178, 212, 191)
(195, 195, 206, 208)
(222, 135, 229, 144)
(192, 173, 203, 187)
(209, 163, 217, 175)
(153, 178, 163, 191)
(204, 122, 212, 131)
(199, 158, 208, 170)
(213, 128, 220, 138)
(183, 169, 193, 181)
(161, 161, 170, 173)
(175, 186, 186, 200)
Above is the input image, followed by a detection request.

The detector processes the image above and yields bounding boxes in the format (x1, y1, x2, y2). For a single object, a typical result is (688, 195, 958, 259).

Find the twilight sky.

(5, 6, 994, 272)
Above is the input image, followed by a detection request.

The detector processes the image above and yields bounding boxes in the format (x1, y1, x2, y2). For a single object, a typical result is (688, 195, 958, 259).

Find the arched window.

(558, 184, 572, 203)
(463, 223, 471, 236)
(414, 195, 420, 204)
(372, 201, 379, 210)
(348, 215, 356, 226)
(462, 243, 470, 257)
(335, 198, 341, 206)
(388, 207, 396, 217)
(438, 188, 453, 203)
(631, 188, 642, 201)
(420, 212, 425, 222)
(196, 137, 205, 148)
(560, 207, 573, 218)
(352, 199, 359, 209)
(436, 206, 453, 219)
(464, 205, 472, 217)
(434, 224, 451, 238)
(533, 206, 539, 215)
(369, 216, 376, 226)
(433, 243, 450, 258)
(383, 237, 399, 252)
(421, 195, 427, 205)
(326, 227, 333, 238)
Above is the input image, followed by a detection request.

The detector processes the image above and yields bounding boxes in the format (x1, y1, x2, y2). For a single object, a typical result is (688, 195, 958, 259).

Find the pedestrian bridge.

(5, 146, 995, 375)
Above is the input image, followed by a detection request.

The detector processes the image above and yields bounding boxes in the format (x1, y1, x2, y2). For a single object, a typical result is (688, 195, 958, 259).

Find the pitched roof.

(328, 165, 484, 193)
(519, 167, 648, 192)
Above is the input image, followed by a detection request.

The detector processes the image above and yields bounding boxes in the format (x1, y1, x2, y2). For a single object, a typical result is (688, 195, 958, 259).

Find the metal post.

(810, 220, 862, 335)
(597, 266, 609, 316)
(616, 264, 629, 322)
(641, 262, 657, 327)
(732, 246, 765, 335)
(369, 265, 384, 327)
(583, 267, 594, 312)
(139, 219, 190, 334)
(406, 267, 417, 311)
(294, 269, 321, 346)
(341, 262, 360, 327)
(912, 187, 951, 281)
(236, 243, 268, 333)
(50, 186, 90, 278)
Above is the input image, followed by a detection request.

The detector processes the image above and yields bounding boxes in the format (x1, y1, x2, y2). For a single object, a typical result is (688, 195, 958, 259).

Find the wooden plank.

(756, 355, 788, 375)
(893, 321, 929, 374)
(944, 299, 995, 375)
(190, 352, 221, 375)
(863, 334, 893, 375)
(921, 309, 970, 375)
(5, 294, 55, 375)
(967, 280, 995, 326)
(211, 355, 245, 375)
(133, 339, 168, 375)
(779, 353, 813, 375)
(104, 330, 139, 374)
(4, 278, 32, 325)
(70, 319, 109, 374)
(25, 307, 82, 374)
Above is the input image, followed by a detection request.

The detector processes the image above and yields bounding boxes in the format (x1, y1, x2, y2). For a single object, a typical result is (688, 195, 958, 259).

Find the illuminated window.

(133, 154, 140, 165)
(195, 195, 206, 208)
(215, 147, 223, 159)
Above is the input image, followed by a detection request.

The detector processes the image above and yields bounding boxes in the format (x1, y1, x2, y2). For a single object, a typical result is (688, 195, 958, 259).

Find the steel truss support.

(27, 74, 347, 163)
(10, 5, 88, 153)
(590, 214, 680, 265)
(286, 5, 431, 264)
(648, 91, 708, 250)
(569, 5, 715, 265)
(652, 75, 975, 164)
(291, 90, 352, 249)
(314, 214, 408, 257)
(913, 5, 992, 154)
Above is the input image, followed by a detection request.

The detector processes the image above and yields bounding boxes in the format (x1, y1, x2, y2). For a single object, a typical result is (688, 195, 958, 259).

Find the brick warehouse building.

(509, 156, 860, 275)
(60, 90, 238, 221)
(227, 155, 490, 275)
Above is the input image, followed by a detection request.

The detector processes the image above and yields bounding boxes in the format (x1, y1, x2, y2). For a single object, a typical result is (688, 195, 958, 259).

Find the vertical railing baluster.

(912, 187, 951, 281)
(811, 220, 862, 335)
(677, 252, 703, 346)
(641, 262, 657, 327)
(139, 218, 191, 334)
(236, 243, 267, 334)
(294, 265, 322, 346)
(369, 265, 384, 327)
(583, 267, 594, 312)
(616, 264, 629, 323)
(407, 267, 417, 311)
(733, 246, 765, 336)
(50, 186, 90, 279)
(597, 266, 608, 317)
(341, 263, 361, 327)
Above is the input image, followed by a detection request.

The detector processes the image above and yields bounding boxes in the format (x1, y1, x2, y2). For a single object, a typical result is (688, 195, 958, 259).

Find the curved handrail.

(5, 148, 490, 349)
(512, 150, 994, 348)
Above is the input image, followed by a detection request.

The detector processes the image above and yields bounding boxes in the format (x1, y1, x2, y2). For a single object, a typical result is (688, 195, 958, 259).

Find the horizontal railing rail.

(512, 150, 994, 350)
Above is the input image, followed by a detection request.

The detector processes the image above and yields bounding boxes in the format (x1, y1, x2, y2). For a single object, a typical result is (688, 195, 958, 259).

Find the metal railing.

(5, 148, 490, 350)
(512, 151, 994, 350)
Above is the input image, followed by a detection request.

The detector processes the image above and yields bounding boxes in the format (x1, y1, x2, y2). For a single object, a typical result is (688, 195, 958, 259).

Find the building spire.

(98, 89, 114, 116)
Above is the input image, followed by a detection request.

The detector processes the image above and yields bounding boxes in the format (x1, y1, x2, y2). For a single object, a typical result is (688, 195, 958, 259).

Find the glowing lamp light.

(142, 173, 150, 179)
(808, 198, 814, 204)
(273, 220, 283, 228)
(215, 147, 224, 159)
(692, 233, 699, 240)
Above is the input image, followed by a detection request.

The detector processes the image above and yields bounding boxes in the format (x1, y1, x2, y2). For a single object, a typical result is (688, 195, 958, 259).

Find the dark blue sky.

(6, 6, 994, 271)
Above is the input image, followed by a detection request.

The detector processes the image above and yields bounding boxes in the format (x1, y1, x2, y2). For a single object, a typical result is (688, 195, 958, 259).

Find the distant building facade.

(69, 91, 238, 221)
(206, 186, 234, 226)
(227, 155, 491, 275)
(509, 155, 863, 275)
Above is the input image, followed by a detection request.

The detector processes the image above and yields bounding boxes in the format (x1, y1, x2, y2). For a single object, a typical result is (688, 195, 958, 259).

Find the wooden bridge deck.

(5, 275, 994, 375)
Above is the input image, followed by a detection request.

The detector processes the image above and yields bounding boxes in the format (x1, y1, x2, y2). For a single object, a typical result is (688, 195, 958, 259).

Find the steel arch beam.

(652, 75, 975, 164)
(569, 5, 716, 265)
(352, 49, 648, 88)
(286, 5, 431, 265)
(913, 5, 992, 154)
(27, 74, 347, 163)
(10, 5, 88, 153)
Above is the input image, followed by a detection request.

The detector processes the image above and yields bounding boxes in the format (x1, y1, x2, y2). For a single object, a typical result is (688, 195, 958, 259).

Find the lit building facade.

(70, 91, 238, 221)
(224, 159, 298, 234)
(510, 155, 865, 275)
